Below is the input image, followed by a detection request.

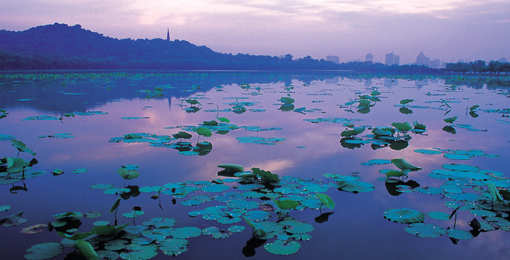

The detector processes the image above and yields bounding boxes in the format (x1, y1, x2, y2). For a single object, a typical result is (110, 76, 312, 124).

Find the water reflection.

(1, 71, 509, 260)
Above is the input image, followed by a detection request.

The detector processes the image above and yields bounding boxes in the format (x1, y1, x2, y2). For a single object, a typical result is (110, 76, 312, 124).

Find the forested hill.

(0, 23, 431, 71)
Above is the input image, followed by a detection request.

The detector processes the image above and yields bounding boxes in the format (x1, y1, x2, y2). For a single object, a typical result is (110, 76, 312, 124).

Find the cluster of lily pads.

(362, 156, 510, 242)
(9, 162, 383, 260)
(109, 117, 285, 155)
(338, 121, 426, 150)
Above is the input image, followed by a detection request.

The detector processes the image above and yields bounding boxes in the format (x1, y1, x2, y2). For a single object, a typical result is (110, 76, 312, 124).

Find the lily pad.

(264, 240, 301, 255)
(446, 229, 474, 240)
(405, 223, 446, 238)
(24, 242, 63, 260)
(384, 208, 425, 224)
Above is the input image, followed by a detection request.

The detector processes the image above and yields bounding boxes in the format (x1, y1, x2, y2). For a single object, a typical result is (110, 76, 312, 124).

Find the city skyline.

(1, 0, 509, 64)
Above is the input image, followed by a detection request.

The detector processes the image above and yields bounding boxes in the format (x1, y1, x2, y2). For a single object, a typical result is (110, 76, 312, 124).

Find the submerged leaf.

(24, 242, 63, 260)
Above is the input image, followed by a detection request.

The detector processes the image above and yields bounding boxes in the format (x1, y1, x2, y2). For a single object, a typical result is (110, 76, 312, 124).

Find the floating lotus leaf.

(92, 223, 129, 236)
(24, 242, 63, 260)
(103, 188, 130, 195)
(90, 183, 115, 190)
(123, 210, 144, 218)
(391, 122, 413, 132)
(446, 229, 474, 240)
(195, 127, 212, 137)
(442, 163, 479, 172)
(446, 193, 480, 202)
(143, 218, 177, 228)
(138, 186, 162, 193)
(93, 220, 109, 226)
(20, 224, 48, 234)
(273, 199, 300, 210)
(427, 212, 451, 221)
(300, 198, 322, 210)
(96, 250, 120, 260)
(159, 238, 189, 256)
(227, 199, 259, 210)
(202, 226, 230, 239)
(201, 184, 230, 193)
(415, 187, 444, 195)
(0, 211, 27, 227)
(119, 244, 158, 260)
(245, 210, 271, 221)
(264, 240, 301, 255)
(341, 126, 365, 137)
(336, 180, 375, 193)
(469, 209, 497, 217)
(84, 211, 102, 218)
(444, 153, 471, 160)
(302, 184, 328, 193)
(280, 220, 314, 234)
(384, 208, 425, 224)
(215, 192, 245, 202)
(0, 205, 11, 212)
(412, 121, 426, 130)
(405, 223, 446, 238)
(53, 211, 83, 221)
(414, 149, 442, 155)
(72, 168, 88, 173)
(229, 225, 245, 233)
(241, 191, 265, 199)
(169, 227, 202, 239)
(361, 159, 392, 166)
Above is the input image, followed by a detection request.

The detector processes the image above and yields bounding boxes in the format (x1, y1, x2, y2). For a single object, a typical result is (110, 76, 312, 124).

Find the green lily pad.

(90, 183, 115, 190)
(169, 227, 202, 239)
(24, 242, 63, 260)
(446, 229, 474, 240)
(143, 218, 177, 228)
(384, 208, 425, 224)
(201, 184, 230, 193)
(427, 212, 450, 220)
(414, 149, 442, 155)
(405, 223, 446, 238)
(0, 205, 11, 212)
(123, 210, 145, 218)
(202, 226, 230, 239)
(159, 238, 189, 256)
(264, 240, 301, 255)
(244, 210, 271, 221)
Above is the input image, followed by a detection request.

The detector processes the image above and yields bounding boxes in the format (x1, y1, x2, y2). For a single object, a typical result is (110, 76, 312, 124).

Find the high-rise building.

(365, 53, 373, 62)
(393, 55, 400, 65)
(326, 55, 340, 64)
(166, 28, 170, 41)
(416, 52, 441, 68)
(385, 52, 399, 65)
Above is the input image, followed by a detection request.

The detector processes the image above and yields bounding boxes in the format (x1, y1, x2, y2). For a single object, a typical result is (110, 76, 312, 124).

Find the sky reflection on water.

(0, 71, 509, 259)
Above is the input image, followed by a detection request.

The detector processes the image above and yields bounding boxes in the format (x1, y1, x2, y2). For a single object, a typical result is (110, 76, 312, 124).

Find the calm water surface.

(0, 71, 509, 260)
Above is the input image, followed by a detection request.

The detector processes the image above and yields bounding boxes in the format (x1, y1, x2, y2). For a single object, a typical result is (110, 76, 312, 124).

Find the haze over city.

(1, 0, 509, 64)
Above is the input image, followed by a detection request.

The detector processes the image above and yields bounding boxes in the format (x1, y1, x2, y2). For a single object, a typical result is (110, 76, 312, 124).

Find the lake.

(0, 71, 509, 260)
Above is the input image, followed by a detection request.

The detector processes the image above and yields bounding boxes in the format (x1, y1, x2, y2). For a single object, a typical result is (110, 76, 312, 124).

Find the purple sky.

(1, 0, 509, 64)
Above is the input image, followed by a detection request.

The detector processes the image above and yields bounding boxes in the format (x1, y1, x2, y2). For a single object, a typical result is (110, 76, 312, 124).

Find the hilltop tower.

(166, 28, 170, 41)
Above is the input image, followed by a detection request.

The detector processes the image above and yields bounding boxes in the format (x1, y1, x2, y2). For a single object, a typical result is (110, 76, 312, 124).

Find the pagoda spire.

(166, 28, 170, 41)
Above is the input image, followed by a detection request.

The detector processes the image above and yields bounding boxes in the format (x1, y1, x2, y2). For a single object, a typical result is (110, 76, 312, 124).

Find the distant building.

(385, 52, 399, 65)
(166, 28, 170, 41)
(500, 57, 507, 63)
(393, 55, 400, 65)
(416, 51, 440, 68)
(365, 53, 373, 62)
(326, 55, 340, 64)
